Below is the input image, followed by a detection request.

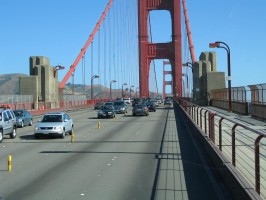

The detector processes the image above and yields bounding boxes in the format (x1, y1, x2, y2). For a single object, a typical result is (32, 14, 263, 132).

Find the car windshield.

(42, 115, 63, 122)
(114, 101, 124, 106)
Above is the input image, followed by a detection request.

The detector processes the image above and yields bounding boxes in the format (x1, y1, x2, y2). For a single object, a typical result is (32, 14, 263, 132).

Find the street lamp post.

(209, 41, 232, 112)
(53, 65, 65, 78)
(122, 83, 127, 98)
(135, 87, 139, 98)
(110, 80, 117, 99)
(91, 75, 99, 100)
(130, 85, 134, 99)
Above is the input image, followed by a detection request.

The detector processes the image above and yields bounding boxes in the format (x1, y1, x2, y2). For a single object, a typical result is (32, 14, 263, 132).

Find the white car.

(34, 112, 74, 139)
(123, 98, 131, 105)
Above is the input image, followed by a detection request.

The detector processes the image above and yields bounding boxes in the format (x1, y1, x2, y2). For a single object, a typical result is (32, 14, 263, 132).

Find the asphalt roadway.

(0, 105, 235, 200)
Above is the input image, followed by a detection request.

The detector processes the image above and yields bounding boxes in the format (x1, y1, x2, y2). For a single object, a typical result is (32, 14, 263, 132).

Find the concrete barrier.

(251, 103, 266, 121)
(211, 99, 249, 115)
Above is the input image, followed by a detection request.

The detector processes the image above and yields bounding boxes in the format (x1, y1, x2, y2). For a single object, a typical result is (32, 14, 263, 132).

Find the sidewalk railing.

(210, 84, 266, 120)
(178, 98, 266, 199)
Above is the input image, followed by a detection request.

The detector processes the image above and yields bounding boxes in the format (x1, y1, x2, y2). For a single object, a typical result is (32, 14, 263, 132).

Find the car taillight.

(144, 107, 147, 111)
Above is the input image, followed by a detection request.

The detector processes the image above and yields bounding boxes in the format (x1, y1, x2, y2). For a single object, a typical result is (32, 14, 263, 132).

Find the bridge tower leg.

(138, 0, 182, 98)
(163, 61, 172, 98)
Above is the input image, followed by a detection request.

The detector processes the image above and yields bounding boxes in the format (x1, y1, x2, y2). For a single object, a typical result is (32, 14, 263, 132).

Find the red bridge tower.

(138, 0, 182, 98)
(162, 61, 172, 98)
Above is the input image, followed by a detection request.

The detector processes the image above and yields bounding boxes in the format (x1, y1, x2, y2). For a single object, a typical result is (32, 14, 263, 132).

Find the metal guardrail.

(178, 98, 266, 199)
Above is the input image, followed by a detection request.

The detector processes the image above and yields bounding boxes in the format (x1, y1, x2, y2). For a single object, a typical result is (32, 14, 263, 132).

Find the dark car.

(132, 104, 149, 116)
(98, 105, 116, 119)
(13, 110, 33, 127)
(164, 99, 172, 105)
(132, 98, 142, 107)
(104, 101, 114, 107)
(145, 101, 156, 112)
(113, 100, 127, 114)
(94, 102, 105, 110)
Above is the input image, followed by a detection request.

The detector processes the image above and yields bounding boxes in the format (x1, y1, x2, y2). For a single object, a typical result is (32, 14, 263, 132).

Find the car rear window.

(114, 101, 124, 105)
(135, 105, 143, 108)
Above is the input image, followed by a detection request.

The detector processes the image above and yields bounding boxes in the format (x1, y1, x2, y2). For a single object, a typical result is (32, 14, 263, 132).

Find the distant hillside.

(0, 74, 127, 98)
(0, 73, 28, 94)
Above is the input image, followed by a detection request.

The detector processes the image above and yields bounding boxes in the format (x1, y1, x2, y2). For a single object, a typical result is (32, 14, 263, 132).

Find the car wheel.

(69, 126, 74, 135)
(10, 127, 17, 139)
(29, 119, 33, 126)
(0, 130, 3, 143)
(60, 130, 66, 139)
(21, 121, 24, 128)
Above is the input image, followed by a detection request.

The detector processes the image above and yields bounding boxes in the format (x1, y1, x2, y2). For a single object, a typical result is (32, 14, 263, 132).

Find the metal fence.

(178, 98, 266, 199)
(210, 84, 266, 120)
(0, 95, 33, 104)
(249, 83, 266, 104)
(211, 84, 266, 104)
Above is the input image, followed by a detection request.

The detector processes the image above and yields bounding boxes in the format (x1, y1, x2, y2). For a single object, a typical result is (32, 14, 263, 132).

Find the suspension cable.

(148, 13, 158, 95)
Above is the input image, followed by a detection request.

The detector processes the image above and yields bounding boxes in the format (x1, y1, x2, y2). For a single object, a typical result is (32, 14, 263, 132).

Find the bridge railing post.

(218, 118, 224, 151)
(208, 112, 215, 143)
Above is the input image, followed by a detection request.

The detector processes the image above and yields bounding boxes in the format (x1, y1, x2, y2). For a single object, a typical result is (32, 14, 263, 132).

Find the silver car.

(34, 112, 74, 139)
(0, 107, 17, 143)
(113, 100, 127, 114)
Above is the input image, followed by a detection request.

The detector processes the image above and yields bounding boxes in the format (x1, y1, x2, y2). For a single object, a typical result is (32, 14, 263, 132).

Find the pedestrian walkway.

(153, 107, 234, 200)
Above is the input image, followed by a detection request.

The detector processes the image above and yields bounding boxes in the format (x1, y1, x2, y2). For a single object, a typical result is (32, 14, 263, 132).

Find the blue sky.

(1, 0, 266, 93)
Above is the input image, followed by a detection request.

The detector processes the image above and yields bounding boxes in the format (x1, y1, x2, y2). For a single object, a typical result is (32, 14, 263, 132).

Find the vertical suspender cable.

(182, 0, 196, 64)
(113, 1, 116, 88)
(91, 41, 93, 88)
(59, 0, 113, 89)
(104, 18, 106, 89)
(148, 14, 158, 95)
(98, 29, 101, 98)
(108, 7, 112, 92)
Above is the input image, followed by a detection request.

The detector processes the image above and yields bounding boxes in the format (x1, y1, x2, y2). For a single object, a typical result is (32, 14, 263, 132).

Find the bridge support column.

(138, 0, 182, 98)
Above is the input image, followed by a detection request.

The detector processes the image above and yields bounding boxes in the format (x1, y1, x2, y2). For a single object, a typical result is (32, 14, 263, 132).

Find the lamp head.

(209, 42, 220, 48)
